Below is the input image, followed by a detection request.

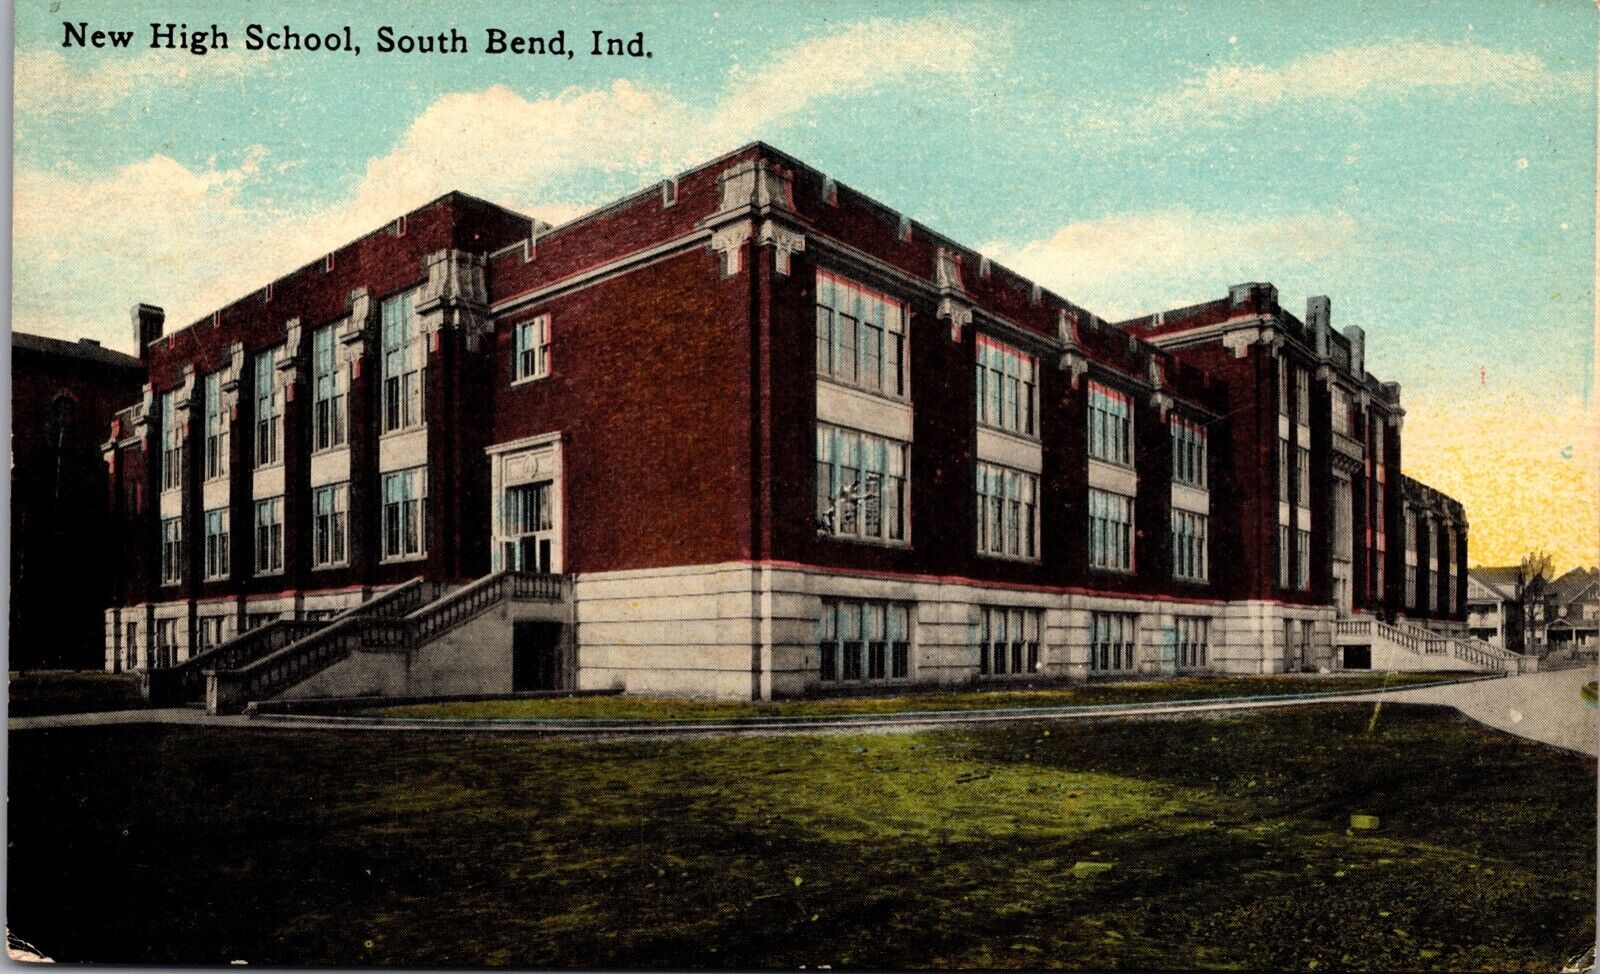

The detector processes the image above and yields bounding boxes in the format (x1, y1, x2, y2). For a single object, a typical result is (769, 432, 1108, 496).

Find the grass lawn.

(8, 670, 145, 717)
(8, 705, 1593, 968)
(371, 672, 1480, 721)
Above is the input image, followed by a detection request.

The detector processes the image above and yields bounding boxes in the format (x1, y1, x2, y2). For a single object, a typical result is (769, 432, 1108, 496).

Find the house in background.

(1537, 567, 1600, 652)
(90, 143, 1503, 713)
(11, 332, 146, 669)
(1466, 565, 1521, 649)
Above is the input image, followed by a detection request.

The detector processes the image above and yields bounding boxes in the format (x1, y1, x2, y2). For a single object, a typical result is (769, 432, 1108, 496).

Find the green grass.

(372, 672, 1478, 721)
(8, 670, 146, 717)
(8, 705, 1593, 968)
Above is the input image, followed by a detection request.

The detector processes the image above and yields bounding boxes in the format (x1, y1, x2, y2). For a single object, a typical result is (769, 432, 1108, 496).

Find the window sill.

(311, 444, 350, 457)
(816, 375, 908, 407)
(203, 575, 229, 583)
(379, 427, 427, 441)
(254, 570, 284, 578)
(204, 475, 229, 486)
(1171, 575, 1211, 586)
(509, 374, 549, 389)
(976, 421, 1041, 444)
(1087, 456, 1135, 471)
(1088, 565, 1135, 576)
(977, 551, 1042, 565)
(254, 461, 284, 472)
(381, 553, 429, 564)
(311, 562, 350, 572)
(817, 532, 912, 550)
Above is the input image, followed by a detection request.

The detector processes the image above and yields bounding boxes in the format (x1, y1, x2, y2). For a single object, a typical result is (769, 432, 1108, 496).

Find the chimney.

(132, 303, 164, 354)
(1343, 325, 1365, 377)
(1307, 296, 1331, 357)
(1228, 282, 1278, 313)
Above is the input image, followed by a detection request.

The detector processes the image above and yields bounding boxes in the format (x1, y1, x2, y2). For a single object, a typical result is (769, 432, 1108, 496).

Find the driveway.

(1373, 665, 1598, 756)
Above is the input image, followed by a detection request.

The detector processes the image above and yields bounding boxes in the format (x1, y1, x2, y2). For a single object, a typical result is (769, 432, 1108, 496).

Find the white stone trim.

(379, 427, 428, 474)
(1171, 482, 1210, 515)
(309, 448, 350, 488)
(975, 425, 1043, 474)
(1087, 458, 1137, 496)
(816, 379, 913, 443)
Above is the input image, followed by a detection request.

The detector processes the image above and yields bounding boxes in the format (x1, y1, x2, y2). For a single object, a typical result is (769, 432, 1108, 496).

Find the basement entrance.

(512, 621, 562, 691)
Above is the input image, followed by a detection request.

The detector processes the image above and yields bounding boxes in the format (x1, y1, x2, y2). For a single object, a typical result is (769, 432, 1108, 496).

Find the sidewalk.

(1373, 665, 1598, 756)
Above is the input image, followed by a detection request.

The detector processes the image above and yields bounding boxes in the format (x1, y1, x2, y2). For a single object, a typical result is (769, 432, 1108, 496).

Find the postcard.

(8, 0, 1596, 968)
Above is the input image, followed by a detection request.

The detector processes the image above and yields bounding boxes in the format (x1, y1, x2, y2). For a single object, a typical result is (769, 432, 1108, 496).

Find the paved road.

(11, 668, 1596, 754)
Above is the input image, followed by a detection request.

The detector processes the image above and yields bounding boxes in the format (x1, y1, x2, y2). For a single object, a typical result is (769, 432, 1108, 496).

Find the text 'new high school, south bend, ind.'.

(61, 22, 653, 58)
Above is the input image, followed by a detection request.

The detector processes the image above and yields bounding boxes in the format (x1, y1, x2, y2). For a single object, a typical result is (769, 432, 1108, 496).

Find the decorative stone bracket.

(339, 289, 373, 375)
(1148, 357, 1174, 419)
(714, 159, 795, 216)
(758, 221, 805, 276)
(1057, 309, 1088, 388)
(275, 318, 303, 401)
(416, 250, 492, 351)
(938, 297, 972, 343)
(936, 248, 970, 342)
(710, 221, 753, 277)
(1221, 325, 1284, 359)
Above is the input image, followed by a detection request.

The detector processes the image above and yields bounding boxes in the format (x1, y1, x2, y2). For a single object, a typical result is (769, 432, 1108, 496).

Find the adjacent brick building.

(12, 332, 144, 668)
(97, 143, 1487, 707)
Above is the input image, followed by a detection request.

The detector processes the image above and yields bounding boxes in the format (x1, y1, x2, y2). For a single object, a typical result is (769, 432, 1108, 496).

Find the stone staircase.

(205, 570, 569, 714)
(145, 578, 442, 706)
(1333, 614, 1527, 673)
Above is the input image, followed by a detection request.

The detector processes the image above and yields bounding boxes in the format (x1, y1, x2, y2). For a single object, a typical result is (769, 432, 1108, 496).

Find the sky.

(12, 0, 1598, 570)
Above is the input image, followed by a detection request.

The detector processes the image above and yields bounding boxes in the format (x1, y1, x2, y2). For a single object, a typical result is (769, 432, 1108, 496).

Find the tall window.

(159, 391, 181, 491)
(513, 316, 551, 382)
(1296, 446, 1311, 507)
(312, 324, 348, 451)
(1171, 510, 1208, 582)
(198, 616, 226, 651)
(1331, 386, 1352, 436)
(203, 508, 229, 580)
(1296, 528, 1312, 590)
(815, 270, 907, 398)
(124, 621, 138, 671)
(312, 483, 349, 568)
(1090, 612, 1137, 673)
(1278, 359, 1290, 418)
(815, 424, 907, 543)
(254, 348, 281, 467)
(975, 335, 1038, 437)
(155, 619, 180, 669)
(1294, 366, 1310, 422)
(381, 468, 428, 560)
(160, 516, 183, 585)
(203, 371, 228, 481)
(254, 496, 283, 574)
(1279, 523, 1291, 588)
(381, 290, 426, 433)
(1087, 382, 1133, 466)
(1088, 488, 1134, 572)
(817, 598, 910, 682)
(1170, 416, 1207, 487)
(975, 463, 1038, 561)
(979, 606, 1041, 677)
(1373, 480, 1387, 597)
(498, 481, 554, 571)
(1174, 616, 1209, 671)
(1278, 438, 1291, 502)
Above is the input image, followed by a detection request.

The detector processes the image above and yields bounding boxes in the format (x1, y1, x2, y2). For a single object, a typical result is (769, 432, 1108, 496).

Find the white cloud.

(14, 48, 276, 116)
(14, 14, 997, 348)
(982, 207, 1359, 320)
(1093, 39, 1585, 134)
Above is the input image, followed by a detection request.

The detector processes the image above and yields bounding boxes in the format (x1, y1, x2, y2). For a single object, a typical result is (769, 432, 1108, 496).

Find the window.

(124, 621, 138, 670)
(203, 507, 229, 580)
(311, 324, 348, 451)
(254, 496, 283, 574)
(198, 616, 226, 651)
(815, 270, 907, 398)
(159, 391, 181, 492)
(1174, 616, 1209, 671)
(1170, 416, 1207, 487)
(245, 612, 279, 632)
(817, 599, 910, 682)
(160, 516, 183, 586)
(203, 371, 228, 481)
(1296, 528, 1312, 590)
(1331, 386, 1352, 436)
(1090, 612, 1137, 673)
(815, 424, 907, 543)
(513, 316, 551, 382)
(1295, 367, 1310, 423)
(1088, 488, 1134, 572)
(975, 335, 1038, 437)
(1171, 510, 1208, 582)
(1279, 523, 1291, 588)
(1296, 447, 1311, 507)
(978, 606, 1041, 677)
(381, 468, 428, 560)
(254, 348, 282, 467)
(1278, 437, 1291, 502)
(155, 619, 180, 669)
(381, 290, 427, 433)
(1406, 564, 1419, 609)
(498, 481, 554, 571)
(975, 462, 1039, 560)
(1087, 382, 1133, 466)
(1278, 359, 1290, 418)
(312, 483, 349, 568)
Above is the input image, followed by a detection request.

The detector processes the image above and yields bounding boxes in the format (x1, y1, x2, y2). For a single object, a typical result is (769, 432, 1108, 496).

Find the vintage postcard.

(7, 0, 1597, 968)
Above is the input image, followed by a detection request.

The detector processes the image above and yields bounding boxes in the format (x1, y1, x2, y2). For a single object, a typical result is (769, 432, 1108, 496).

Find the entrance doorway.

(512, 621, 562, 691)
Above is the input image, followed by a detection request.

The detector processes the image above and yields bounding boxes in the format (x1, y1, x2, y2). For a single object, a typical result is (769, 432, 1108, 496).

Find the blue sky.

(12, 0, 1597, 565)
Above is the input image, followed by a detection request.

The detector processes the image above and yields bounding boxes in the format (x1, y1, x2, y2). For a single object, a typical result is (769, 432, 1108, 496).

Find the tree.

(1511, 550, 1555, 654)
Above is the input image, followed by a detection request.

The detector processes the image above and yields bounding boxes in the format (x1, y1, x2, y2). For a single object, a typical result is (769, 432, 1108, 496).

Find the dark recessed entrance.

(1343, 645, 1372, 670)
(512, 621, 562, 691)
